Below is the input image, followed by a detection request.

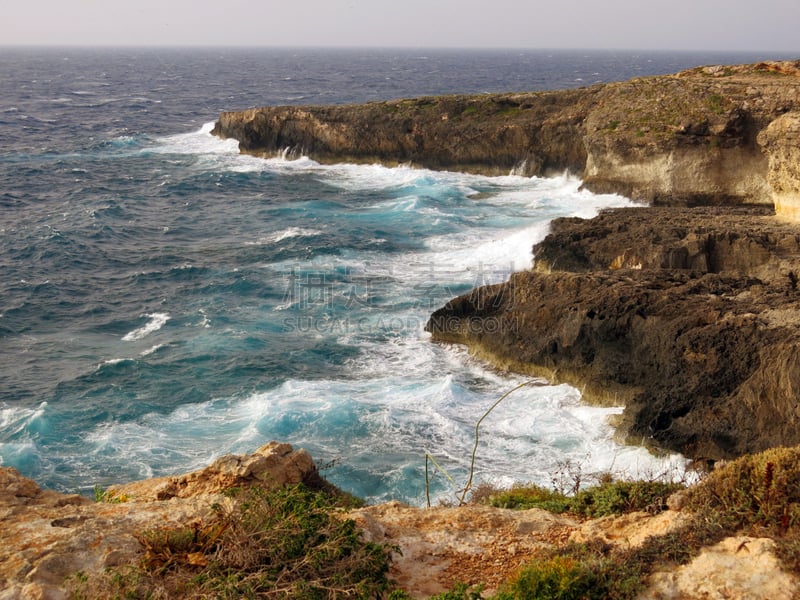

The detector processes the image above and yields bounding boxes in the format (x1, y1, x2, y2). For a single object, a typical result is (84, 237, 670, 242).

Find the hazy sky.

(4, 0, 799, 52)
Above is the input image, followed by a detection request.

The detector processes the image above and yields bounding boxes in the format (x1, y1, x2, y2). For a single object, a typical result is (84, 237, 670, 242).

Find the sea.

(1, 47, 794, 505)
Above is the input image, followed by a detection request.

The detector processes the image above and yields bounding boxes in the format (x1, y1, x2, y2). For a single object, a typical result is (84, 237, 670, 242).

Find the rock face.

(759, 111, 800, 221)
(0, 442, 318, 600)
(213, 61, 800, 219)
(641, 536, 799, 600)
(426, 207, 800, 461)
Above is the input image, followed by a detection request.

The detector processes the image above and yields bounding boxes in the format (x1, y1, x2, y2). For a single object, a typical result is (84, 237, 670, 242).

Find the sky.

(3, 0, 799, 53)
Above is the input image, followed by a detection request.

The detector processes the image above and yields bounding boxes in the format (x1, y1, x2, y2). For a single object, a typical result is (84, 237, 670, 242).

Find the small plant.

(493, 555, 597, 600)
(425, 381, 537, 507)
(682, 446, 800, 530)
(569, 480, 682, 518)
(486, 483, 571, 513)
(93, 484, 127, 503)
(482, 479, 682, 518)
(428, 582, 486, 600)
(705, 93, 726, 114)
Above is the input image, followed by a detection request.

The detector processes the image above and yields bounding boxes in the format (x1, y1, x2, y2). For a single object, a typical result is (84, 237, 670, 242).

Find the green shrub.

(69, 484, 399, 599)
(493, 556, 594, 600)
(428, 582, 485, 599)
(569, 480, 683, 518)
(486, 484, 572, 513)
(483, 479, 682, 518)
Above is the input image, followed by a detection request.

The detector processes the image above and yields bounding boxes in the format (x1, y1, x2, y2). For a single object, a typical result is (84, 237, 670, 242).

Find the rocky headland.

(427, 206, 800, 461)
(213, 60, 800, 218)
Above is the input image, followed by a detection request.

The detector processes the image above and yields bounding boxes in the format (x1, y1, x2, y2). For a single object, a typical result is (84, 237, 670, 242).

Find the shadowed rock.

(427, 207, 800, 461)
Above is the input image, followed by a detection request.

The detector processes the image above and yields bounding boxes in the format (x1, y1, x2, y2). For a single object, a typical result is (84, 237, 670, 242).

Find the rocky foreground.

(3, 442, 800, 599)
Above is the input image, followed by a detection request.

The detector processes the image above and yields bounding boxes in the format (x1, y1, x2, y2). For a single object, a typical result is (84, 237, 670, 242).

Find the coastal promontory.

(426, 206, 800, 461)
(213, 61, 800, 218)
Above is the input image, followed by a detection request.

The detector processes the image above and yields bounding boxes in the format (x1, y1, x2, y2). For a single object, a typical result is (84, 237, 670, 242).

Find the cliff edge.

(213, 61, 800, 219)
(426, 206, 800, 461)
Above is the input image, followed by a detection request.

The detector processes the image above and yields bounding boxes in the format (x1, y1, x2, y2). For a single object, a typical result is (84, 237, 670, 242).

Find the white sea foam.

(122, 313, 170, 341)
(74, 323, 687, 505)
(0, 402, 47, 438)
(67, 133, 683, 504)
(247, 227, 324, 246)
(140, 344, 165, 357)
(150, 122, 240, 156)
(100, 357, 134, 366)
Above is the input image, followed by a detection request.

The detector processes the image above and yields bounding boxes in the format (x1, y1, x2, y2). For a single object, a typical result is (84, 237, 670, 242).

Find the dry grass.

(69, 484, 398, 599)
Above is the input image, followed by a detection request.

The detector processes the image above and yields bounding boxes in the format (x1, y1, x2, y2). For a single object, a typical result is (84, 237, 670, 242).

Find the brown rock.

(641, 536, 799, 600)
(426, 207, 800, 460)
(0, 442, 318, 599)
(570, 510, 689, 548)
(759, 111, 800, 221)
(107, 441, 317, 501)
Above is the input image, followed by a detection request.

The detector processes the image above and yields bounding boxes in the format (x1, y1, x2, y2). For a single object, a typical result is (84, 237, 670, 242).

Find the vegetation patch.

(682, 446, 800, 533)
(70, 484, 399, 599)
(705, 93, 727, 114)
(482, 479, 682, 518)
(452, 447, 800, 599)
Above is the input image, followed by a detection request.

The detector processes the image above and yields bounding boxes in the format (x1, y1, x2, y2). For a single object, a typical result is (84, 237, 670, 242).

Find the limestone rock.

(570, 510, 689, 549)
(213, 61, 800, 219)
(108, 441, 317, 501)
(759, 111, 800, 221)
(640, 536, 799, 600)
(0, 442, 318, 599)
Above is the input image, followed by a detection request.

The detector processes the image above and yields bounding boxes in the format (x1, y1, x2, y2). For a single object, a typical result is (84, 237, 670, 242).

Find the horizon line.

(1, 44, 799, 56)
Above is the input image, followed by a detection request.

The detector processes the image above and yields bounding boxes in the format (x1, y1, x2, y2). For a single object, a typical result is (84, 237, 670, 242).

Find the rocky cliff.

(426, 206, 800, 461)
(213, 61, 800, 218)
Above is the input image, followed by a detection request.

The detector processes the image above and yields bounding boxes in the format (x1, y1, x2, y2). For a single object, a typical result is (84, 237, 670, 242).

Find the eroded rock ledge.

(213, 61, 800, 218)
(426, 206, 800, 461)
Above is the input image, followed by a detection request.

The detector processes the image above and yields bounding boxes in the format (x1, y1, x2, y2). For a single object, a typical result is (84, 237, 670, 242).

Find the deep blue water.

(1, 48, 794, 504)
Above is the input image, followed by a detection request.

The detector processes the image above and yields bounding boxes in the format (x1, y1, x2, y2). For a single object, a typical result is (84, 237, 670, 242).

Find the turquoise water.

(3, 48, 790, 503)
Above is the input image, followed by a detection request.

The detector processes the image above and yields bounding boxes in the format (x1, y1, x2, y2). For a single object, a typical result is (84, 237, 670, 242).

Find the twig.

(458, 381, 534, 505)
